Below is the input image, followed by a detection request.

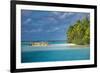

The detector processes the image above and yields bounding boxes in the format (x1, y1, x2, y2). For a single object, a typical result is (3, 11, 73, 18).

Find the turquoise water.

(21, 41, 67, 45)
(21, 42, 90, 63)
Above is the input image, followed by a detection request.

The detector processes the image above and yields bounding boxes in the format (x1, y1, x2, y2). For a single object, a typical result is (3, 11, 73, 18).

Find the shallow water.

(21, 45, 90, 63)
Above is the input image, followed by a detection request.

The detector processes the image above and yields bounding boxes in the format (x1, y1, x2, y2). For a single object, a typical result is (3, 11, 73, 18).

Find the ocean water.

(21, 41, 90, 63)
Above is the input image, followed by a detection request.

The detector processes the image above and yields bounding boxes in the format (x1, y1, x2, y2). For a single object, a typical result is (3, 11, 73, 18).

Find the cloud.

(23, 18, 32, 25)
(52, 11, 75, 19)
(46, 17, 58, 24)
(30, 29, 42, 32)
(46, 27, 61, 32)
(60, 13, 74, 19)
(33, 16, 58, 25)
(23, 28, 43, 33)
(21, 10, 33, 16)
(52, 12, 62, 15)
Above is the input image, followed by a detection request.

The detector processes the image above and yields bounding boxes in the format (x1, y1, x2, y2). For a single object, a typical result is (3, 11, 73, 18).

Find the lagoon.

(21, 42, 90, 63)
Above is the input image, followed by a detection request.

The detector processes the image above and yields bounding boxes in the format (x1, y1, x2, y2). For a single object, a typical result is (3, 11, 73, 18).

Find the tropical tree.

(67, 17, 90, 45)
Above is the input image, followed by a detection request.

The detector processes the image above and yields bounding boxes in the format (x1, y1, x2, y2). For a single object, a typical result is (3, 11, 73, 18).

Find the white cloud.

(22, 10, 33, 15)
(23, 28, 43, 33)
(52, 11, 74, 19)
(52, 12, 62, 15)
(23, 18, 31, 24)
(60, 13, 74, 19)
(46, 17, 58, 24)
(30, 29, 42, 32)
(46, 27, 61, 32)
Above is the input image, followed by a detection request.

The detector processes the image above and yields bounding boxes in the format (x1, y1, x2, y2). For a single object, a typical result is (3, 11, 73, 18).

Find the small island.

(32, 42, 48, 46)
(67, 17, 90, 45)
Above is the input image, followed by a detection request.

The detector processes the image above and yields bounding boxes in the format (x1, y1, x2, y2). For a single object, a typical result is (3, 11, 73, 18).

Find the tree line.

(67, 17, 90, 45)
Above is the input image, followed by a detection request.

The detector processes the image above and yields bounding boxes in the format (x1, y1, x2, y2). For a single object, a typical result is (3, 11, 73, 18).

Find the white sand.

(49, 43, 76, 47)
(22, 43, 89, 52)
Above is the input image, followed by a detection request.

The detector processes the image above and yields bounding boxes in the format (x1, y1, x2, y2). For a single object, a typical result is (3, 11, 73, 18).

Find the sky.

(21, 10, 90, 41)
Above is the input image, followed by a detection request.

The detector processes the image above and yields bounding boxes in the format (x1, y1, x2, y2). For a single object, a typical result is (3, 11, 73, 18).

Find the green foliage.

(67, 17, 90, 45)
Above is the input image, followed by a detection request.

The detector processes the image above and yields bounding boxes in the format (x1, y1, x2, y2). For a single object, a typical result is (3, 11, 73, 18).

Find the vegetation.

(67, 17, 90, 45)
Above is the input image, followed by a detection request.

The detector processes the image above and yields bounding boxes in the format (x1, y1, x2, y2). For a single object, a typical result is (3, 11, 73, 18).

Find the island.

(67, 17, 90, 45)
(32, 42, 48, 46)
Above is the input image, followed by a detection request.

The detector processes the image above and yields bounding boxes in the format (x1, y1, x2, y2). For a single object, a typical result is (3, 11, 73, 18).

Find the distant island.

(67, 17, 90, 45)
(32, 42, 48, 46)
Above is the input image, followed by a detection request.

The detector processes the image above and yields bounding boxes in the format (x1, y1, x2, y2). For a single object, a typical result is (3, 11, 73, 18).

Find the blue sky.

(21, 10, 90, 41)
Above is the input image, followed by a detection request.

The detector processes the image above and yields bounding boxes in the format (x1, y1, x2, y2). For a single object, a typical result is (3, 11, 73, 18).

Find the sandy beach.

(22, 43, 89, 52)
(49, 43, 76, 46)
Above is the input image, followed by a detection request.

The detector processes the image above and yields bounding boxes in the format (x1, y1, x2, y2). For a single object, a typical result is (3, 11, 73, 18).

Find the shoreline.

(31, 43, 89, 47)
(49, 43, 76, 46)
(22, 43, 90, 52)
